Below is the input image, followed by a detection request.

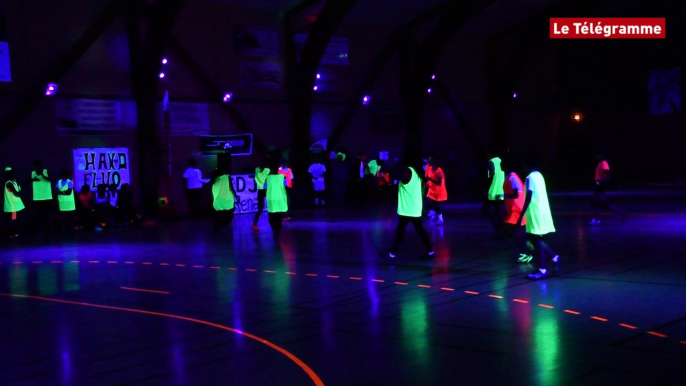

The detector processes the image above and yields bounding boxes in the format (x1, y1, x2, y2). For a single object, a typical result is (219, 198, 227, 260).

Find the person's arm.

(516, 190, 533, 227)
(197, 169, 210, 184)
(426, 170, 443, 185)
(597, 170, 611, 185)
(6, 182, 19, 196)
(399, 168, 412, 185)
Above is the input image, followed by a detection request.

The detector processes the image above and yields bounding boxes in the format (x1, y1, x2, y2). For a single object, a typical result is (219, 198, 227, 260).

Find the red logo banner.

(550, 18, 665, 39)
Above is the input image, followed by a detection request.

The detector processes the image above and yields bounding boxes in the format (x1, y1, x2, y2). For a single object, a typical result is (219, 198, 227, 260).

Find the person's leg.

(493, 200, 503, 231)
(268, 212, 283, 239)
(410, 217, 433, 254)
(390, 216, 411, 254)
(481, 199, 496, 228)
(253, 189, 265, 227)
(529, 234, 546, 271)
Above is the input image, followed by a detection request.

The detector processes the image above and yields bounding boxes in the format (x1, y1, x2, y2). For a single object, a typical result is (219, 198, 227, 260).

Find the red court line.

(418, 285, 431, 288)
(306, 274, 318, 277)
(619, 323, 637, 329)
(264, 270, 276, 274)
(372, 279, 384, 283)
(564, 310, 581, 315)
(489, 295, 503, 299)
(394, 282, 408, 286)
(648, 331, 667, 338)
(440, 287, 455, 291)
(326, 275, 339, 279)
(286, 272, 297, 275)
(513, 299, 529, 304)
(591, 316, 608, 322)
(120, 287, 170, 295)
(349, 277, 362, 280)
(176, 264, 185, 267)
(464, 291, 479, 295)
(0, 293, 324, 386)
(538, 304, 554, 309)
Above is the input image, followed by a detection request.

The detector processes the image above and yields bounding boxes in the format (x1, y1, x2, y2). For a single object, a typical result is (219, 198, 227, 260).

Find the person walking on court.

(501, 157, 534, 263)
(517, 154, 559, 280)
(380, 157, 434, 260)
(4, 167, 24, 239)
(424, 156, 447, 225)
(31, 160, 53, 237)
(211, 167, 238, 235)
(183, 159, 210, 216)
(482, 152, 505, 237)
(252, 159, 271, 231)
(589, 152, 624, 225)
(56, 170, 76, 233)
(267, 161, 290, 241)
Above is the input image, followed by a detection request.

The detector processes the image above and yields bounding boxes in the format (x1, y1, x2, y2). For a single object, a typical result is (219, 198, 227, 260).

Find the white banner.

(0, 41, 10, 82)
(157, 102, 210, 136)
(73, 148, 130, 191)
(230, 174, 265, 214)
(57, 99, 122, 134)
(239, 61, 283, 89)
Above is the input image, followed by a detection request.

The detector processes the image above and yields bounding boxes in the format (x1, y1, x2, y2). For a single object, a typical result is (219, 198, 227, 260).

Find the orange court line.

(513, 299, 529, 304)
(306, 274, 318, 277)
(619, 323, 637, 329)
(648, 331, 667, 338)
(418, 285, 432, 288)
(264, 270, 276, 273)
(246, 269, 257, 272)
(349, 277, 362, 280)
(286, 272, 297, 275)
(564, 309, 581, 315)
(0, 293, 324, 386)
(326, 275, 339, 279)
(538, 304, 554, 309)
(465, 291, 479, 295)
(489, 295, 503, 299)
(120, 287, 170, 295)
(591, 316, 608, 322)
(372, 279, 384, 283)
(160, 263, 169, 266)
(441, 287, 455, 291)
(176, 264, 186, 267)
(143, 262, 153, 265)
(394, 282, 408, 286)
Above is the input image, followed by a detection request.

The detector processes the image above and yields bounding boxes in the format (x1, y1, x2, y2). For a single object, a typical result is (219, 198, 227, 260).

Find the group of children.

(3, 160, 137, 239)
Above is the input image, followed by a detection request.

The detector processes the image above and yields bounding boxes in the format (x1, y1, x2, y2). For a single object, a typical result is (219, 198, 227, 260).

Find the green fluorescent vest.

(398, 167, 422, 217)
(32, 169, 53, 201)
(212, 175, 235, 211)
(57, 179, 76, 212)
(488, 157, 505, 200)
(4, 181, 25, 213)
(266, 174, 288, 213)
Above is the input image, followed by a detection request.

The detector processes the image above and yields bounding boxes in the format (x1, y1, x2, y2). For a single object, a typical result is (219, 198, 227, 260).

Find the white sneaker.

(427, 210, 436, 219)
(435, 214, 444, 225)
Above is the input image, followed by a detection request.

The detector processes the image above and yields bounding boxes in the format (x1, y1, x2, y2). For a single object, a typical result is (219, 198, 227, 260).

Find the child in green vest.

(212, 167, 239, 235)
(4, 167, 24, 239)
(266, 160, 289, 241)
(56, 170, 76, 233)
(380, 157, 434, 260)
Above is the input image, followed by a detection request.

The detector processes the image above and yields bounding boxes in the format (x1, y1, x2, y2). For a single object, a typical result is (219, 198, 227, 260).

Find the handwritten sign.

(73, 148, 130, 191)
(229, 174, 265, 214)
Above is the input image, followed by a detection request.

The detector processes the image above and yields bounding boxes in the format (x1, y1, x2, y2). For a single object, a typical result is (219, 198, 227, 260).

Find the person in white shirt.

(308, 161, 327, 206)
(183, 159, 209, 216)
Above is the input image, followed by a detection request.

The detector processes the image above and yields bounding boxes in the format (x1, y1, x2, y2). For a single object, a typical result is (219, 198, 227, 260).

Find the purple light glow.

(362, 95, 370, 105)
(159, 72, 165, 79)
(427, 88, 432, 93)
(313, 85, 318, 91)
(431, 74, 436, 80)
(316, 73, 321, 79)
(223, 93, 233, 102)
(513, 93, 517, 98)
(45, 83, 58, 96)
(162, 58, 168, 64)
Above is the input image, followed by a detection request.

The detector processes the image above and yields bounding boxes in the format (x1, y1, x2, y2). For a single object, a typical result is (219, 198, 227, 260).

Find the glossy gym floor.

(1, 197, 685, 385)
